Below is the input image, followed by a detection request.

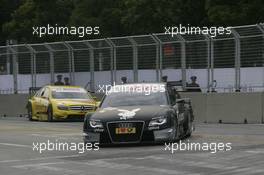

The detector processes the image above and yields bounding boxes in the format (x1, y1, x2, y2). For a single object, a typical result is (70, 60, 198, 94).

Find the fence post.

(84, 42, 95, 92)
(176, 35, 187, 90)
(44, 44, 55, 84)
(205, 35, 211, 92)
(128, 37, 138, 83)
(5, 41, 10, 74)
(64, 42, 75, 85)
(210, 38, 215, 92)
(25, 44, 37, 88)
(232, 29, 241, 92)
(256, 24, 264, 89)
(151, 34, 162, 82)
(105, 38, 116, 85)
(8, 46, 18, 93)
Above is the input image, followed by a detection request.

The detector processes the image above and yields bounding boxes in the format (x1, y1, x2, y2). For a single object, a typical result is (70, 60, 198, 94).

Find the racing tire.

(174, 119, 180, 141)
(170, 118, 180, 142)
(47, 105, 54, 122)
(27, 104, 33, 121)
(184, 113, 193, 138)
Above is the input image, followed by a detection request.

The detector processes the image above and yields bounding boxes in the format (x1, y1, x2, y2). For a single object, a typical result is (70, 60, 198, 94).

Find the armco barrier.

(0, 92, 263, 124)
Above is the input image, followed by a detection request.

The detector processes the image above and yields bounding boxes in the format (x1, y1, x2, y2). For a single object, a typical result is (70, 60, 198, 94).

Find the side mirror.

(176, 99, 185, 103)
(182, 98, 191, 105)
(41, 96, 49, 100)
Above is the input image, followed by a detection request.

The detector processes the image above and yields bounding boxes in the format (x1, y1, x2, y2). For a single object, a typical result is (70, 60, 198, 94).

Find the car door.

(33, 88, 45, 115)
(39, 88, 50, 114)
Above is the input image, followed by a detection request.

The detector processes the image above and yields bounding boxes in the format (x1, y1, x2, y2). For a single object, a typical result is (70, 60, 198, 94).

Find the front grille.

(107, 121, 144, 143)
(69, 105, 94, 111)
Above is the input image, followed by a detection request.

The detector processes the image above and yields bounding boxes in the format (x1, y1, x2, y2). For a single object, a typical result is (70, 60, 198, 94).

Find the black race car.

(83, 83, 194, 144)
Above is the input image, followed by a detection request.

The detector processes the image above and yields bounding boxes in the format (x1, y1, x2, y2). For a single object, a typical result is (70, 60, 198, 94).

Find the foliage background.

(0, 0, 264, 44)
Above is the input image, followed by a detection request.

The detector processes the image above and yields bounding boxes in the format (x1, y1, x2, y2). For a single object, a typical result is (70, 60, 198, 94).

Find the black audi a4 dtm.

(83, 83, 194, 144)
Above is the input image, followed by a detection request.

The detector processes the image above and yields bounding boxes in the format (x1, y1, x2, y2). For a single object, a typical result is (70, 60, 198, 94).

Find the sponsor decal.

(94, 128, 104, 132)
(99, 107, 118, 113)
(118, 108, 140, 120)
(148, 126, 160, 130)
(99, 107, 141, 120)
(52, 87, 86, 93)
(115, 127, 136, 134)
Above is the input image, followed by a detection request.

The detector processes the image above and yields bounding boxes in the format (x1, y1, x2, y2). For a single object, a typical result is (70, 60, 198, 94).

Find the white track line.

(0, 142, 31, 148)
(13, 162, 82, 174)
(31, 133, 82, 136)
(31, 133, 81, 140)
(0, 154, 81, 163)
(83, 159, 200, 175)
(245, 150, 264, 154)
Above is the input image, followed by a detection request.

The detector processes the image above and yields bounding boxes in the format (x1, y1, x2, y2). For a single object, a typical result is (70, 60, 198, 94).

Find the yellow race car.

(27, 85, 99, 121)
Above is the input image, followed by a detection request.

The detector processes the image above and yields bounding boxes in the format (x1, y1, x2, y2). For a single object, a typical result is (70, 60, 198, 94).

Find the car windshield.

(101, 91, 168, 108)
(52, 91, 91, 99)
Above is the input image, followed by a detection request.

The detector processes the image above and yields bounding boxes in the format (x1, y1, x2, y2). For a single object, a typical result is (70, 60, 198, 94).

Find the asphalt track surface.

(0, 117, 264, 175)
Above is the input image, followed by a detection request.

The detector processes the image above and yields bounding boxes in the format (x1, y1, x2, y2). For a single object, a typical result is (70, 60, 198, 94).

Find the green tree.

(121, 0, 209, 35)
(3, 0, 74, 43)
(0, 0, 21, 45)
(69, 0, 125, 38)
(1, 0, 264, 43)
(207, 0, 264, 26)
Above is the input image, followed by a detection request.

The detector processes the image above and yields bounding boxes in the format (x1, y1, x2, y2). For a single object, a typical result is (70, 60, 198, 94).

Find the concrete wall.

(261, 92, 264, 123)
(180, 92, 264, 124)
(205, 93, 262, 123)
(0, 92, 264, 124)
(0, 94, 28, 117)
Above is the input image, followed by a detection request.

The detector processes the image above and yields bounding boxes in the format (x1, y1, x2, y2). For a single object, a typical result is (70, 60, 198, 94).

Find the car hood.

(52, 99, 96, 106)
(91, 105, 172, 121)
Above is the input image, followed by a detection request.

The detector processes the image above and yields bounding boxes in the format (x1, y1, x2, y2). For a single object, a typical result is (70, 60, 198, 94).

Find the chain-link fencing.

(0, 24, 263, 94)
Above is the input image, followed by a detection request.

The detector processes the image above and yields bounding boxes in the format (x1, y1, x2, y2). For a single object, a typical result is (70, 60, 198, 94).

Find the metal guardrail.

(0, 24, 264, 93)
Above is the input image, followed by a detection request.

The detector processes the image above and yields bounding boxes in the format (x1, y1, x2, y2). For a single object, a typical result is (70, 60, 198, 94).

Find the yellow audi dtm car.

(27, 85, 99, 121)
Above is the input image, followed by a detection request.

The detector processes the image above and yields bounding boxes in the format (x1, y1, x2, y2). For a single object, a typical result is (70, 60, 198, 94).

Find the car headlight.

(57, 105, 69, 110)
(89, 119, 103, 128)
(149, 116, 167, 126)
